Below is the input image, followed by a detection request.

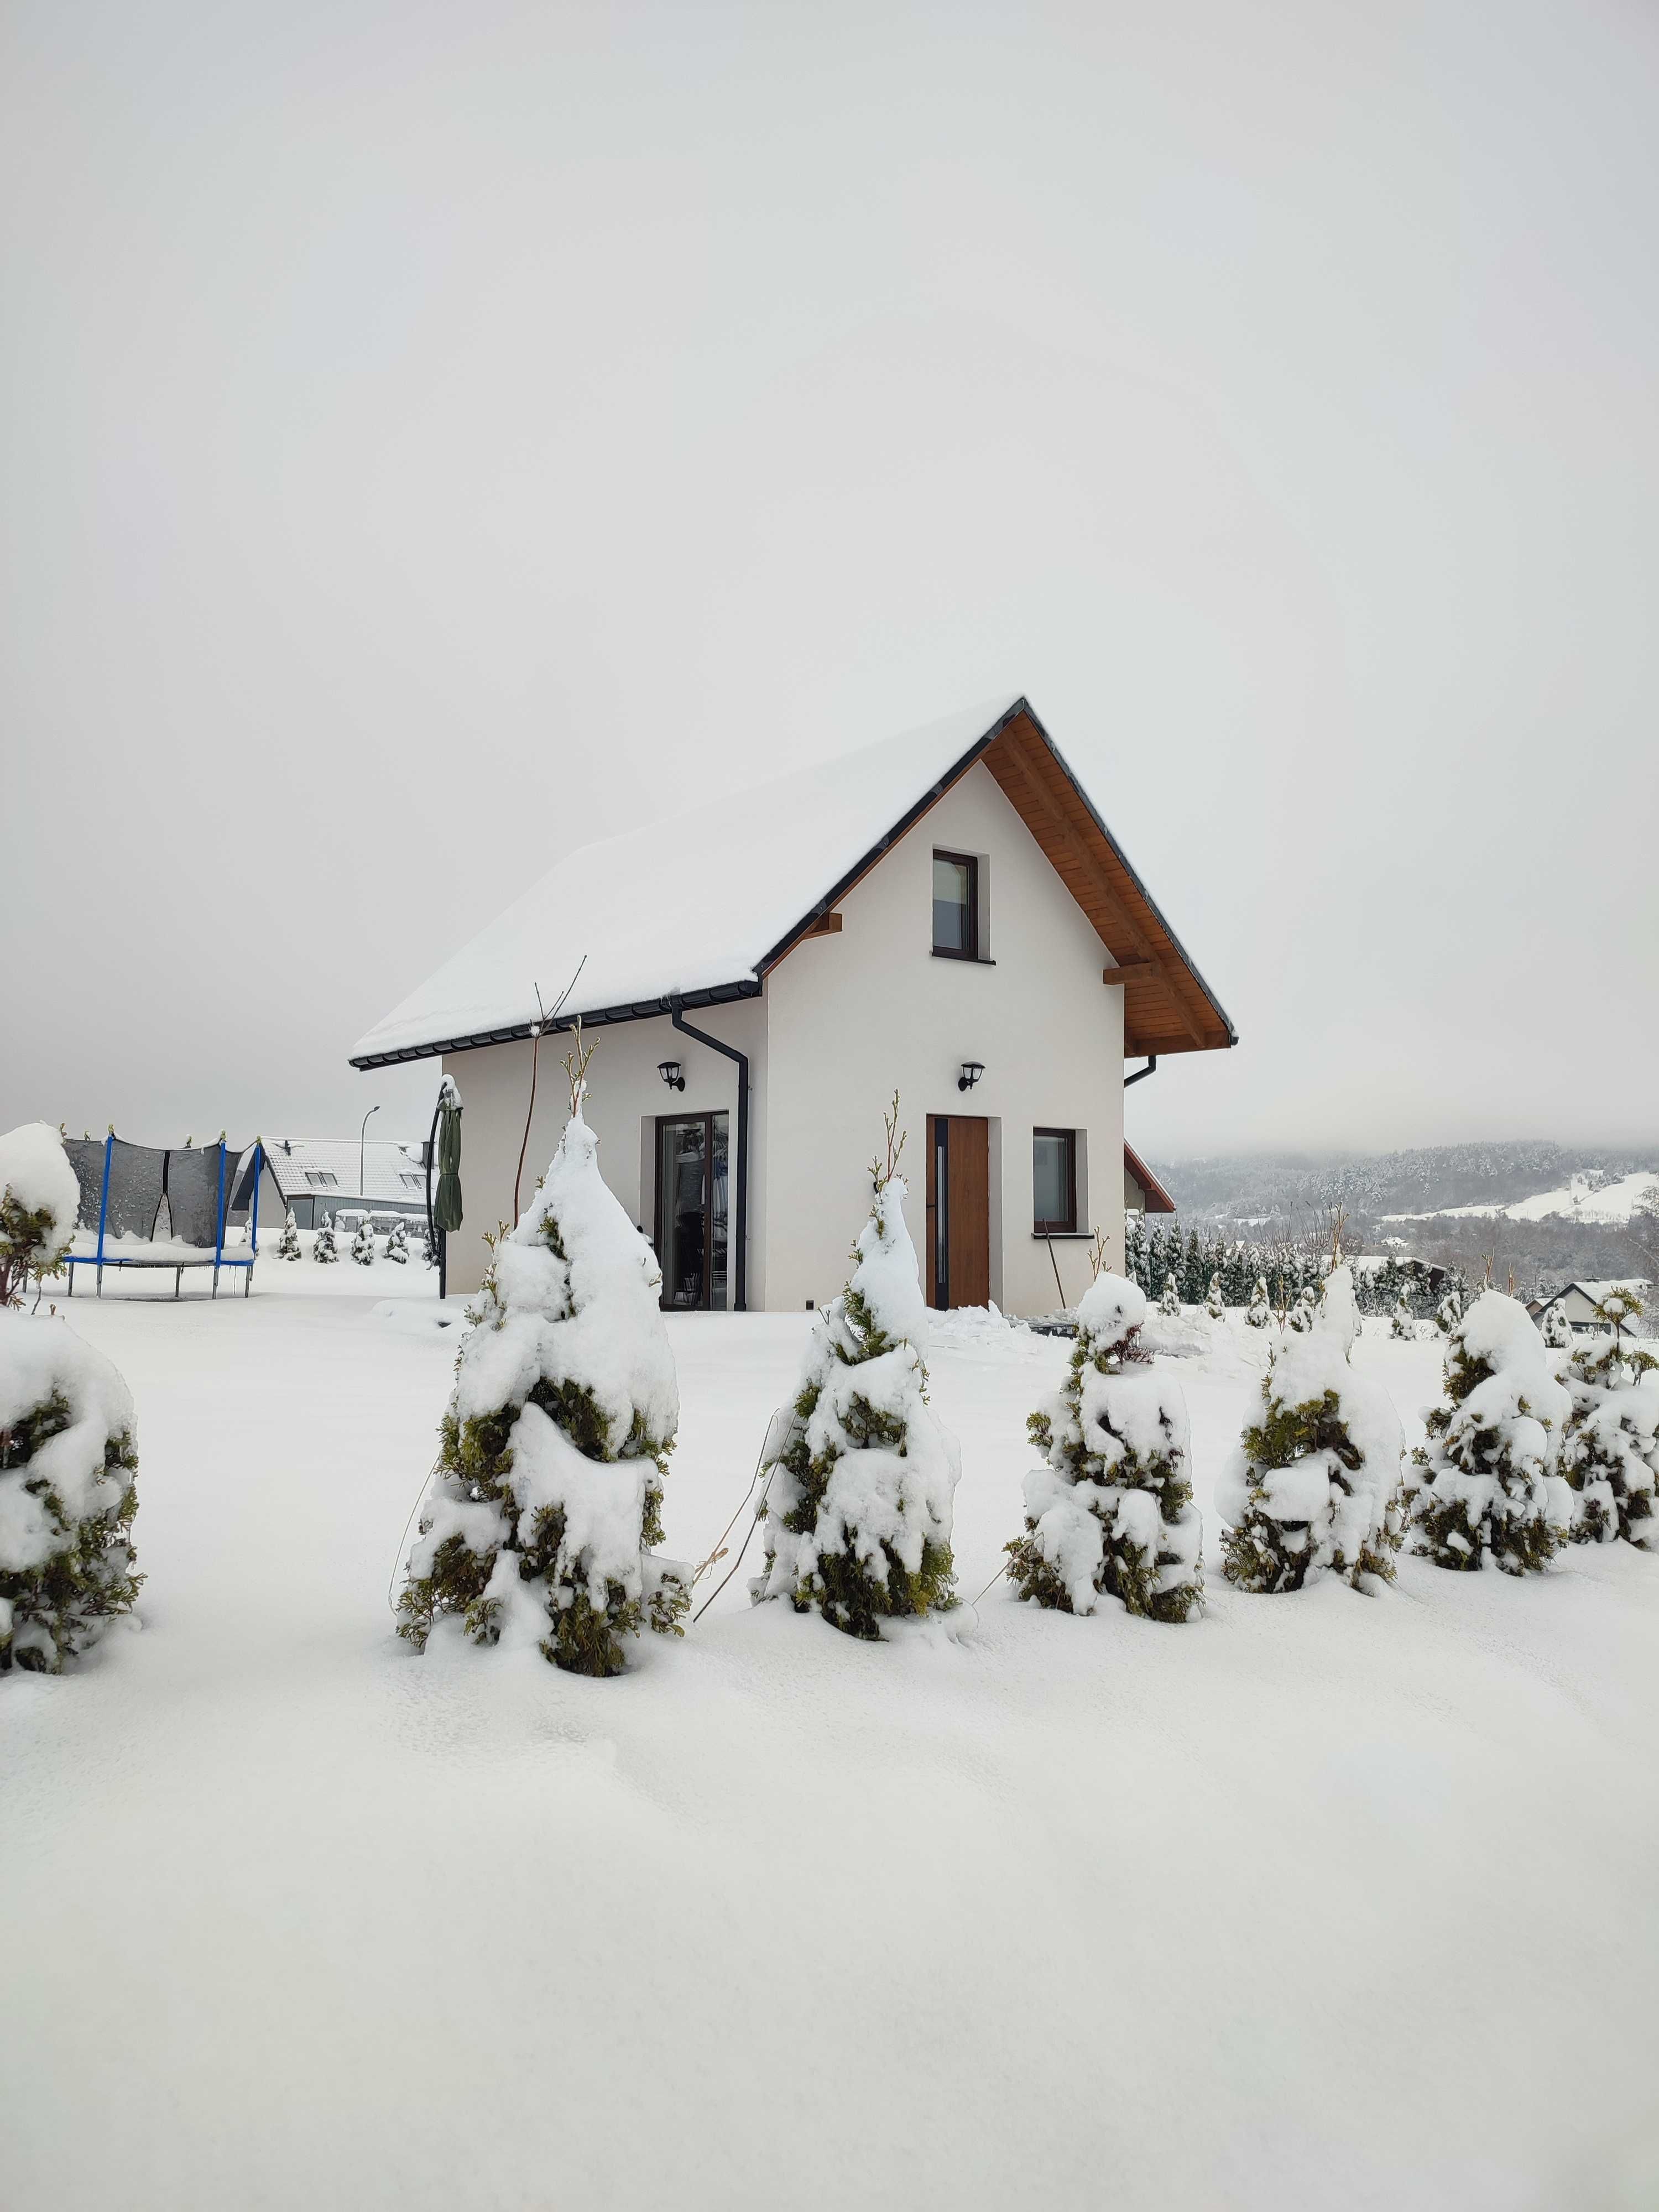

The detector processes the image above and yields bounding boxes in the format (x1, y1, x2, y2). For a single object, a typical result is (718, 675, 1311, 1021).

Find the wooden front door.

(925, 1114, 990, 1310)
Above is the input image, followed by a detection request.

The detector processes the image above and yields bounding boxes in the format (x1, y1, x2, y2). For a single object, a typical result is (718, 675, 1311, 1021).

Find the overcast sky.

(5, 0, 1656, 1162)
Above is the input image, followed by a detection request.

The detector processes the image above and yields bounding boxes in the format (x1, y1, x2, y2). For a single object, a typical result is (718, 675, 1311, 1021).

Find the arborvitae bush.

(1436, 1285, 1464, 1335)
(350, 1217, 376, 1266)
(1007, 1271, 1202, 1623)
(314, 1213, 338, 1263)
(278, 1209, 302, 1261)
(1245, 1277, 1271, 1329)
(399, 1097, 687, 1677)
(0, 1125, 142, 1672)
(1157, 1275, 1180, 1318)
(752, 1141, 958, 1639)
(1559, 1290, 1658, 1550)
(1541, 1302, 1572, 1350)
(386, 1219, 409, 1265)
(1403, 1289, 1573, 1575)
(1204, 1273, 1225, 1321)
(1218, 1266, 1403, 1594)
(1390, 1296, 1416, 1340)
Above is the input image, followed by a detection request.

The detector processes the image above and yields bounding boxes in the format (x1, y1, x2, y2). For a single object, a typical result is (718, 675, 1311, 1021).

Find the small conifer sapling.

(1559, 1288, 1658, 1548)
(278, 1208, 302, 1261)
(1218, 1265, 1403, 1594)
(1402, 1289, 1573, 1575)
(0, 1123, 142, 1671)
(399, 1039, 688, 1676)
(1008, 1271, 1202, 1622)
(751, 1099, 958, 1639)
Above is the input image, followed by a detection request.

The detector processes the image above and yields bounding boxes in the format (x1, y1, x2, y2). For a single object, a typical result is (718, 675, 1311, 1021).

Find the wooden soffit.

(982, 709, 1235, 1058)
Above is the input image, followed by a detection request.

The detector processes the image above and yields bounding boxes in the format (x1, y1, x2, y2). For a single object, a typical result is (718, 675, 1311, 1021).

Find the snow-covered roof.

(350, 694, 1236, 1070)
(1542, 1278, 1652, 1306)
(264, 1138, 429, 1206)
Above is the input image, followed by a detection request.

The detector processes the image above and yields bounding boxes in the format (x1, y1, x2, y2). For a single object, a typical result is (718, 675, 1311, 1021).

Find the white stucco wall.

(440, 996, 767, 1299)
(436, 761, 1125, 1314)
(761, 760, 1124, 1316)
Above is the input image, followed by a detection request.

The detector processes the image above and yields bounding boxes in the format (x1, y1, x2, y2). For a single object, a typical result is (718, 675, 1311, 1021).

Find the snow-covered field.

(1383, 1167, 1659, 1227)
(4, 1277, 1658, 2211)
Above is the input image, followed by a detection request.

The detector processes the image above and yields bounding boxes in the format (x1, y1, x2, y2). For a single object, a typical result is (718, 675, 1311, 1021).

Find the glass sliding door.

(656, 1113, 729, 1311)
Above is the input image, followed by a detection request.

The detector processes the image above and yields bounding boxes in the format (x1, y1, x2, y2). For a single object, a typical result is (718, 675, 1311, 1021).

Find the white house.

(1533, 1279, 1652, 1335)
(349, 696, 1235, 1315)
(248, 1138, 432, 1230)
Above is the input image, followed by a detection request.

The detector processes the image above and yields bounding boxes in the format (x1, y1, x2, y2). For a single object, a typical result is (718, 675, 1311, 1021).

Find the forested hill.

(1150, 1141, 1654, 1232)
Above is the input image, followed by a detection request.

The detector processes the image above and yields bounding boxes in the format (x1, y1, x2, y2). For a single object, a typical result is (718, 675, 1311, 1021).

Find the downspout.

(1123, 1055, 1159, 1089)
(669, 995, 749, 1312)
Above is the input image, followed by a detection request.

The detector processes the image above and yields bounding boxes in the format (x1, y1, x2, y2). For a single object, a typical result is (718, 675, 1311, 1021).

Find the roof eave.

(348, 976, 764, 1072)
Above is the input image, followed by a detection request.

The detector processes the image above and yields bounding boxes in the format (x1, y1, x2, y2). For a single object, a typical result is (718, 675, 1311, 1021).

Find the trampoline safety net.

(64, 1137, 257, 1250)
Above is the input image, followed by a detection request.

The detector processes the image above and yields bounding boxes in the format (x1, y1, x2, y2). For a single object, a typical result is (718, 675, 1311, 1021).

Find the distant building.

(1532, 1279, 1652, 1335)
(1123, 1142, 1176, 1216)
(247, 1138, 431, 1230)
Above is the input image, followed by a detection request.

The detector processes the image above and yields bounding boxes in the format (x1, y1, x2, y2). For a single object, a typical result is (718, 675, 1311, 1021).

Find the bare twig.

(870, 1092, 906, 1191)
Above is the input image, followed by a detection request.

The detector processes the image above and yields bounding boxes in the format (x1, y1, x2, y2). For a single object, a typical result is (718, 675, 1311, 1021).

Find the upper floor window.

(1034, 1128, 1077, 1234)
(304, 1170, 340, 1188)
(932, 850, 979, 959)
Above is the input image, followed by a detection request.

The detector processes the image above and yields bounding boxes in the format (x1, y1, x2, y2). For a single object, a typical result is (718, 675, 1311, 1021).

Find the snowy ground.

(4, 1277, 1658, 2211)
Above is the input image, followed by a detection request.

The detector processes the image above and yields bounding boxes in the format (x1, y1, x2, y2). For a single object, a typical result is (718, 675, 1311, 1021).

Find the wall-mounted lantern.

(957, 1061, 985, 1093)
(658, 1060, 686, 1092)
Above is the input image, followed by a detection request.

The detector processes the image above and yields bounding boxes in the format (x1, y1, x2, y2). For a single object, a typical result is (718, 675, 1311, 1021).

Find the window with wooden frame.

(932, 850, 979, 958)
(1032, 1129, 1077, 1235)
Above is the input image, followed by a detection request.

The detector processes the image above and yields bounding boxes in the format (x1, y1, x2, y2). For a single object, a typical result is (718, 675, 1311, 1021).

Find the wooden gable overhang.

(760, 698, 1236, 1060)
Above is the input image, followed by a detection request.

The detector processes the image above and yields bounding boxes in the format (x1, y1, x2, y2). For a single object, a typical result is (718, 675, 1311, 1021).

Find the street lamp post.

(360, 1103, 380, 1218)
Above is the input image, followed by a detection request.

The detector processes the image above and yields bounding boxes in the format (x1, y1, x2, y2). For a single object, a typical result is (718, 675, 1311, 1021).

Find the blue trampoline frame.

(64, 1137, 264, 1298)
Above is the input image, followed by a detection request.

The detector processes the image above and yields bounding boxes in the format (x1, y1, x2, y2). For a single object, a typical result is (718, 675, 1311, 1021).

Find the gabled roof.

(349, 695, 1237, 1070)
(1123, 1142, 1177, 1214)
(264, 1138, 429, 1206)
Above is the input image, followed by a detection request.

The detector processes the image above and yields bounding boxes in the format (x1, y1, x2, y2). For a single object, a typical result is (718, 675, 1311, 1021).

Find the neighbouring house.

(1533, 1279, 1653, 1335)
(1123, 1142, 1176, 1217)
(349, 696, 1236, 1315)
(248, 1138, 432, 1231)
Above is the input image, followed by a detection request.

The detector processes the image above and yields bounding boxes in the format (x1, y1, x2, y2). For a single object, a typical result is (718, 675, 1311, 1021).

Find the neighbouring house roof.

(349, 694, 1237, 1070)
(1540, 1278, 1651, 1308)
(264, 1138, 430, 1207)
(1123, 1142, 1176, 1214)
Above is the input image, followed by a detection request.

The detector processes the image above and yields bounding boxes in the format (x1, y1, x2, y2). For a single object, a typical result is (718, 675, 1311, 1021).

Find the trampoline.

(62, 1135, 265, 1298)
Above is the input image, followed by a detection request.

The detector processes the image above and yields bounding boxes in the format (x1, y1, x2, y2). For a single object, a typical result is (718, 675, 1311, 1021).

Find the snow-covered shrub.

(1541, 1302, 1572, 1350)
(751, 1168, 958, 1638)
(1218, 1265, 1403, 1594)
(1204, 1274, 1225, 1321)
(1288, 1285, 1317, 1334)
(1157, 1275, 1180, 1319)
(1390, 1296, 1417, 1341)
(0, 1121, 80, 1306)
(1403, 1290, 1572, 1576)
(278, 1209, 301, 1262)
(1436, 1284, 1464, 1335)
(1245, 1277, 1271, 1329)
(0, 1308, 141, 1671)
(1560, 1290, 1658, 1550)
(386, 1219, 409, 1265)
(1007, 1271, 1202, 1623)
(398, 1103, 687, 1677)
(314, 1213, 338, 1263)
(350, 1217, 376, 1266)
